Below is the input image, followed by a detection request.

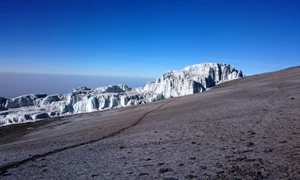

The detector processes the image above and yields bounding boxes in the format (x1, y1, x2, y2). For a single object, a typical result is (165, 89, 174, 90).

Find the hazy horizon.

(0, 72, 154, 98)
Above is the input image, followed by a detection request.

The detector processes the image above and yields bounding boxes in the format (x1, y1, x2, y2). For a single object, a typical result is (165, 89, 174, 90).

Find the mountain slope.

(0, 66, 299, 179)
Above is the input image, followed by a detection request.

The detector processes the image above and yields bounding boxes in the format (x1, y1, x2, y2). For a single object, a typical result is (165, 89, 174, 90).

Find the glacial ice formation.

(144, 63, 243, 98)
(0, 63, 244, 126)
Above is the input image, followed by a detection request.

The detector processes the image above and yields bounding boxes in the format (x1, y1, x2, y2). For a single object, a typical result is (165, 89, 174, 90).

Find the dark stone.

(217, 170, 225, 174)
(245, 158, 256, 162)
(263, 148, 273, 153)
(158, 162, 165, 166)
(159, 168, 172, 173)
(235, 156, 247, 161)
(139, 173, 149, 176)
(246, 142, 255, 147)
(40, 168, 47, 172)
(248, 131, 256, 135)
(216, 164, 223, 168)
(91, 174, 99, 177)
(119, 146, 126, 149)
(201, 165, 207, 169)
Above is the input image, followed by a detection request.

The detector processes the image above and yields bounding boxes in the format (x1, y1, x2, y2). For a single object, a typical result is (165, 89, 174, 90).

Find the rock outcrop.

(0, 63, 244, 126)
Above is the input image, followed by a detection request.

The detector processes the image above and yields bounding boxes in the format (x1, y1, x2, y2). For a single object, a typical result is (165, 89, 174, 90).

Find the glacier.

(0, 63, 244, 126)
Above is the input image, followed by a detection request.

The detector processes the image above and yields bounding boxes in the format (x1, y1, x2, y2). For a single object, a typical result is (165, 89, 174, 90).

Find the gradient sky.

(0, 0, 299, 78)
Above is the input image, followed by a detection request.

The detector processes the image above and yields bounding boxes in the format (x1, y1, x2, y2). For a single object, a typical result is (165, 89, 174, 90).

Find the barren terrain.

(0, 66, 300, 180)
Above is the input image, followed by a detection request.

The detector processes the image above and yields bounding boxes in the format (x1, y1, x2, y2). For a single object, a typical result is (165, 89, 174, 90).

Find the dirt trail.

(0, 99, 174, 175)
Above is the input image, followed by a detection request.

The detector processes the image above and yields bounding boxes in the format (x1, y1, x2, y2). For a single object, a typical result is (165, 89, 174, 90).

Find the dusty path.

(0, 99, 174, 175)
(0, 66, 300, 179)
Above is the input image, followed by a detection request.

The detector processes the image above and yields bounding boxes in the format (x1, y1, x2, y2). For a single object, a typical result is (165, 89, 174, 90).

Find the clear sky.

(0, 0, 299, 78)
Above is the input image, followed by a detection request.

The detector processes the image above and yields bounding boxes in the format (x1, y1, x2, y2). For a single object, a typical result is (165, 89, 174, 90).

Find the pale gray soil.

(0, 66, 300, 180)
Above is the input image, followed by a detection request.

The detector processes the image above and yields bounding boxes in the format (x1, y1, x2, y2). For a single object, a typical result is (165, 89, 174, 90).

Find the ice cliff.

(0, 63, 244, 126)
(144, 63, 243, 98)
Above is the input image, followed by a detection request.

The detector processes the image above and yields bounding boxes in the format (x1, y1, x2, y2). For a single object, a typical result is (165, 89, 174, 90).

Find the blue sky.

(0, 0, 299, 78)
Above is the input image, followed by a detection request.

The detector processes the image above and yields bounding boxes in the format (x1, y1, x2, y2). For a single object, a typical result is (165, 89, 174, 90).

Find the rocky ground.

(0, 66, 299, 180)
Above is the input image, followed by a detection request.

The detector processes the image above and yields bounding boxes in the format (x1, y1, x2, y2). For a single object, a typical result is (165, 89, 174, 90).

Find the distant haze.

(0, 72, 154, 98)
